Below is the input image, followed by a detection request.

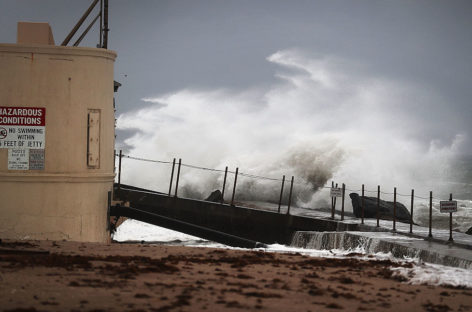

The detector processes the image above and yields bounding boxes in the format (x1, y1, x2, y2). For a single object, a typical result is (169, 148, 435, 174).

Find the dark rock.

(466, 227, 472, 235)
(205, 190, 223, 203)
(349, 193, 412, 223)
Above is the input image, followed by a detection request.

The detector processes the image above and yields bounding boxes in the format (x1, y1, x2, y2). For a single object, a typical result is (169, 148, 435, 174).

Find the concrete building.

(0, 22, 117, 242)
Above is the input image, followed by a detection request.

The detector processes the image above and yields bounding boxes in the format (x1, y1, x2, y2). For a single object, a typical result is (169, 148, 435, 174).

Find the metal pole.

(331, 181, 334, 219)
(230, 168, 239, 206)
(376, 185, 380, 227)
(61, 0, 100, 46)
(168, 158, 176, 196)
(73, 12, 101, 46)
(361, 184, 364, 224)
(393, 187, 397, 232)
(174, 159, 181, 198)
(221, 166, 228, 204)
(341, 183, 345, 221)
(449, 193, 453, 242)
(332, 183, 338, 219)
(287, 176, 294, 215)
(102, 0, 109, 48)
(118, 150, 122, 190)
(410, 189, 414, 233)
(99, 0, 103, 47)
(428, 191, 433, 238)
(278, 175, 285, 213)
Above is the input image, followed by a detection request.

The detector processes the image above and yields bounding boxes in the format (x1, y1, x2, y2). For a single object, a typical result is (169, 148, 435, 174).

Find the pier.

(112, 183, 472, 269)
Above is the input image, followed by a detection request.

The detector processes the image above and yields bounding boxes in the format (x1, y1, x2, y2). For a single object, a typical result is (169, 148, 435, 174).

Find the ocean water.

(414, 198, 472, 233)
(115, 49, 472, 238)
(114, 219, 472, 288)
(309, 196, 472, 233)
(116, 50, 472, 234)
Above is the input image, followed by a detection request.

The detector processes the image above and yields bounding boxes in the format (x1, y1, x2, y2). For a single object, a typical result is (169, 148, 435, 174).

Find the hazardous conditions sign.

(0, 107, 46, 149)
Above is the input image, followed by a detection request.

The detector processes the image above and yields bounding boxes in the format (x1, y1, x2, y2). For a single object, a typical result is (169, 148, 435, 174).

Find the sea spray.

(116, 49, 471, 229)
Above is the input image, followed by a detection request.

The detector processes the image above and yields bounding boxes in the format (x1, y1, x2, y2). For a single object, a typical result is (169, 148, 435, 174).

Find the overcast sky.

(1, 0, 471, 156)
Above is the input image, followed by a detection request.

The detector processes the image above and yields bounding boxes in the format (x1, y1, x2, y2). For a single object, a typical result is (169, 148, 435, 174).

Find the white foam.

(413, 198, 472, 232)
(391, 263, 472, 288)
(267, 245, 472, 288)
(116, 49, 470, 212)
(113, 219, 202, 242)
(264, 243, 407, 262)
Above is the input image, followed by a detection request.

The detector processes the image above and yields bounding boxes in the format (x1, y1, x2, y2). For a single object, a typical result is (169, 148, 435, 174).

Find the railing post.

(231, 167, 239, 206)
(410, 189, 414, 233)
(449, 193, 454, 242)
(376, 185, 380, 227)
(168, 158, 176, 196)
(118, 150, 122, 190)
(428, 191, 433, 238)
(361, 184, 364, 224)
(341, 183, 345, 221)
(331, 181, 334, 219)
(287, 176, 294, 215)
(393, 187, 397, 232)
(278, 175, 285, 214)
(174, 158, 181, 198)
(221, 166, 228, 204)
(332, 183, 338, 219)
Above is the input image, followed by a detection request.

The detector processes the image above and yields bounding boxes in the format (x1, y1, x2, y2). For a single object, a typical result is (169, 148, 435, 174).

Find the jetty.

(112, 183, 472, 269)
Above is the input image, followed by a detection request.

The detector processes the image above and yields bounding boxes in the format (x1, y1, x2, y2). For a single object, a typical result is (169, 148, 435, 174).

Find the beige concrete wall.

(0, 44, 117, 242)
(17, 22, 55, 45)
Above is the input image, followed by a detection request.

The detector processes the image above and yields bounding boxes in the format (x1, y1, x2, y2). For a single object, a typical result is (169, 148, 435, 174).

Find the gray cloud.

(1, 0, 471, 156)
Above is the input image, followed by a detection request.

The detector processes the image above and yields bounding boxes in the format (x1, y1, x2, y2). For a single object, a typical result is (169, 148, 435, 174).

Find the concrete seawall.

(291, 231, 472, 269)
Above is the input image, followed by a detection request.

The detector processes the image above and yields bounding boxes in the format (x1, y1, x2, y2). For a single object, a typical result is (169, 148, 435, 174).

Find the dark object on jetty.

(349, 193, 411, 223)
(466, 227, 472, 235)
(205, 190, 223, 203)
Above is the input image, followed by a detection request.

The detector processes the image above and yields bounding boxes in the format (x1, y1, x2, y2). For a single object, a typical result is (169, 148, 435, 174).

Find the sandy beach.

(0, 239, 471, 312)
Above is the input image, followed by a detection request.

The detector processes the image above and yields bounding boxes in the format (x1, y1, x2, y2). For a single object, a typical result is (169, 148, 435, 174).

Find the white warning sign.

(8, 149, 29, 170)
(0, 107, 46, 149)
(440, 201, 457, 213)
(330, 187, 343, 197)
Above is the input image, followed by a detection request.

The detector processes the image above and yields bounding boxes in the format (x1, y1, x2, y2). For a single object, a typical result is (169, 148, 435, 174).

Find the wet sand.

(0, 239, 471, 312)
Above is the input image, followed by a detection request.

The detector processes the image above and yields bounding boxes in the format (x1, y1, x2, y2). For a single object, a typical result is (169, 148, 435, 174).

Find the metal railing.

(114, 150, 464, 243)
